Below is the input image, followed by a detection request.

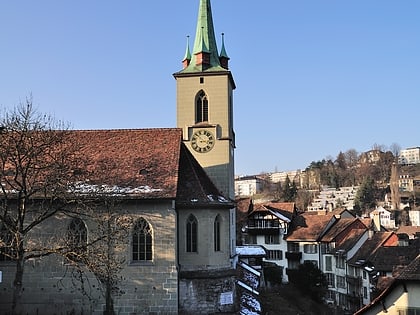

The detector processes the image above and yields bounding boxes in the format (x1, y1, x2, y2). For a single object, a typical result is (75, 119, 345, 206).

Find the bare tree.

(0, 100, 82, 314)
(389, 142, 401, 158)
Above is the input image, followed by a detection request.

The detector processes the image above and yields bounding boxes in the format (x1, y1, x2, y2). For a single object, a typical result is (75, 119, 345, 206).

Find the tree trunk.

(104, 281, 114, 315)
(11, 252, 25, 315)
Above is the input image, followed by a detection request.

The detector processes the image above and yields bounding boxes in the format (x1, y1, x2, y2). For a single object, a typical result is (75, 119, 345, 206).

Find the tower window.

(67, 218, 87, 261)
(200, 77, 204, 84)
(214, 215, 221, 252)
(186, 214, 198, 252)
(195, 90, 208, 123)
(132, 218, 153, 261)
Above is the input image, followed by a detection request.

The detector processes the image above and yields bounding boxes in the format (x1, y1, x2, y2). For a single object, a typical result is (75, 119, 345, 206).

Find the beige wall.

(176, 73, 235, 199)
(360, 282, 420, 315)
(177, 208, 232, 271)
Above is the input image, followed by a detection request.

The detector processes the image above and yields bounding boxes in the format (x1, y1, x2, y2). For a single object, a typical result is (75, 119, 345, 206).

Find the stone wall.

(0, 200, 179, 315)
(178, 269, 238, 314)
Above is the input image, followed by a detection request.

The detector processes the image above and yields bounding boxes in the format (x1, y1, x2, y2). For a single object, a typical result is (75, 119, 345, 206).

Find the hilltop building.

(398, 147, 420, 165)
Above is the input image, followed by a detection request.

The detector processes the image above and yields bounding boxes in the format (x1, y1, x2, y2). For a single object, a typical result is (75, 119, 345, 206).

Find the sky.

(1, 1, 419, 176)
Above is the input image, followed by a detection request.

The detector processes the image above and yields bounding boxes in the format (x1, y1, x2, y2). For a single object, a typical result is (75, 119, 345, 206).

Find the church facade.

(0, 1, 237, 314)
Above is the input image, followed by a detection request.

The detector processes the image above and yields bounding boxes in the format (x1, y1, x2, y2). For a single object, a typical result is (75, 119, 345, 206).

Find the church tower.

(174, 0, 236, 200)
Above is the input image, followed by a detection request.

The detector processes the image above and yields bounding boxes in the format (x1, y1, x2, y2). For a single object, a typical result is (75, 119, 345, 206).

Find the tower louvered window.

(195, 90, 208, 123)
(132, 218, 152, 261)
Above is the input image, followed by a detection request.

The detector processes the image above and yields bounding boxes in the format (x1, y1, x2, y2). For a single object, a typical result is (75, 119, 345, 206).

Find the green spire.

(183, 35, 192, 62)
(181, 0, 226, 72)
(219, 33, 229, 59)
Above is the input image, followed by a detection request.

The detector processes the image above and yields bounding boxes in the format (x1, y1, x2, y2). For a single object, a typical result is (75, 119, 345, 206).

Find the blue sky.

(1, 1, 419, 175)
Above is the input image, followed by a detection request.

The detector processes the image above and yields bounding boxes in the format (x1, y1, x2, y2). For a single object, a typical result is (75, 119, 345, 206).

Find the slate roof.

(64, 128, 231, 206)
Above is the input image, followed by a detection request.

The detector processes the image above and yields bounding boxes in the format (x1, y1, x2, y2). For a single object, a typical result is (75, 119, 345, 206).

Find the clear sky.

(1, 1, 419, 176)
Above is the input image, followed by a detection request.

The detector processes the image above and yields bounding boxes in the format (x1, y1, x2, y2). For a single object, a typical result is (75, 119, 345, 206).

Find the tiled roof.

(65, 128, 181, 199)
(250, 202, 297, 221)
(370, 244, 420, 272)
(347, 232, 395, 266)
(396, 225, 420, 237)
(334, 228, 367, 253)
(320, 218, 359, 242)
(286, 212, 334, 241)
(176, 143, 232, 207)
(64, 128, 230, 205)
(398, 254, 420, 280)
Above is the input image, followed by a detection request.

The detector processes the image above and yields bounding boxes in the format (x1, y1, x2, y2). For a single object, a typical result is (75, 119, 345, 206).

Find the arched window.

(132, 218, 152, 261)
(214, 215, 221, 252)
(195, 90, 208, 123)
(67, 218, 87, 260)
(186, 214, 198, 252)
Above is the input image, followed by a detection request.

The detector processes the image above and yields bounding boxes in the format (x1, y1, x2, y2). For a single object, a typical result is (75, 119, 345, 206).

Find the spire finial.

(219, 32, 230, 69)
(182, 35, 192, 69)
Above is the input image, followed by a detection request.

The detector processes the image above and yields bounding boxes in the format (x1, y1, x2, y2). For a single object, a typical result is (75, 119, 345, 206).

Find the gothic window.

(195, 90, 208, 123)
(0, 224, 14, 261)
(214, 215, 221, 252)
(186, 214, 197, 253)
(67, 218, 87, 260)
(132, 218, 153, 261)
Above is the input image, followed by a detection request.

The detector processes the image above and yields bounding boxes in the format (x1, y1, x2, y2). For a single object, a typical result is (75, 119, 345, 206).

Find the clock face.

(191, 129, 215, 153)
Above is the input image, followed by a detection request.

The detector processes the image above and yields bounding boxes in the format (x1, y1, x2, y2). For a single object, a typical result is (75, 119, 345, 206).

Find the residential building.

(243, 202, 297, 283)
(235, 175, 266, 197)
(398, 147, 420, 165)
(307, 186, 359, 211)
(369, 206, 395, 229)
(354, 254, 420, 315)
(347, 232, 399, 308)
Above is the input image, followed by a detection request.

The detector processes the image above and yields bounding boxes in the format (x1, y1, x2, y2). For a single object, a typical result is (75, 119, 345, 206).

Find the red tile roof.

(64, 128, 231, 206)
(286, 212, 334, 241)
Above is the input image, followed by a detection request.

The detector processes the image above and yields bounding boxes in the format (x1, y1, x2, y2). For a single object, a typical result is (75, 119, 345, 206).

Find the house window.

(337, 275, 346, 288)
(186, 214, 198, 253)
(303, 244, 318, 254)
(214, 215, 221, 252)
(304, 260, 318, 267)
(287, 242, 299, 252)
(336, 256, 345, 269)
(67, 218, 87, 261)
(266, 250, 282, 260)
(0, 224, 14, 261)
(325, 273, 335, 287)
(246, 235, 257, 245)
(132, 218, 153, 261)
(195, 90, 208, 123)
(265, 235, 280, 244)
(325, 256, 333, 271)
(363, 286, 368, 299)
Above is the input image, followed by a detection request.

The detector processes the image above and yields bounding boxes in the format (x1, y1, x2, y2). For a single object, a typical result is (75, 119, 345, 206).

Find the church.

(0, 0, 238, 314)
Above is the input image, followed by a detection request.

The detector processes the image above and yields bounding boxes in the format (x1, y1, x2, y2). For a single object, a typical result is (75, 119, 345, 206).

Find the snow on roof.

(238, 261, 261, 277)
(71, 182, 162, 195)
(236, 280, 259, 296)
(268, 209, 291, 222)
(236, 246, 266, 257)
